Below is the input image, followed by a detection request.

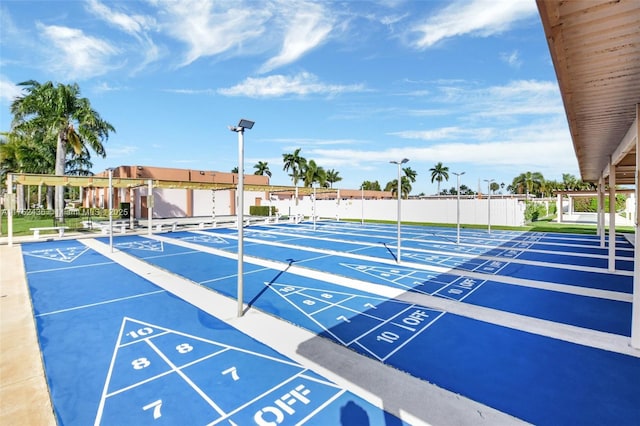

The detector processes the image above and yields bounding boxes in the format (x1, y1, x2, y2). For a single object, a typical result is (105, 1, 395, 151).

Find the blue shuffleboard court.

(20, 240, 404, 425)
(16, 219, 640, 425)
(99, 227, 640, 425)
(157, 226, 634, 336)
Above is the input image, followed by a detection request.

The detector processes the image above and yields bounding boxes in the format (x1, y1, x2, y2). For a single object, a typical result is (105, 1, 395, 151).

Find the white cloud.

(155, 0, 270, 67)
(37, 23, 119, 79)
(218, 72, 366, 98)
(107, 144, 138, 157)
(0, 76, 22, 102)
(389, 127, 483, 140)
(86, 0, 155, 35)
(500, 49, 522, 68)
(409, 0, 538, 49)
(434, 79, 564, 118)
(259, 2, 334, 73)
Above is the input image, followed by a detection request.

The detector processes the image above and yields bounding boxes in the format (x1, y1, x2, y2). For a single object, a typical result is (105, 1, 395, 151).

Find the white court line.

(36, 290, 166, 317)
(27, 260, 115, 275)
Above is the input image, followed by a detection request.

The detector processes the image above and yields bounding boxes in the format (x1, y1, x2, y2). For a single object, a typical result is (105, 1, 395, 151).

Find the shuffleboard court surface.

(149, 229, 633, 335)
(104, 232, 640, 425)
(21, 240, 403, 425)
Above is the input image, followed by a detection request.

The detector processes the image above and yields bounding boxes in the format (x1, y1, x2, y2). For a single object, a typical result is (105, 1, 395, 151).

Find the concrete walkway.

(0, 244, 56, 424)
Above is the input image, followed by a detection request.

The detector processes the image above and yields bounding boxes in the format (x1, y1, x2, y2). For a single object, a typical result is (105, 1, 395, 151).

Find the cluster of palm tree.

(509, 172, 595, 198)
(353, 162, 595, 199)
(280, 148, 342, 188)
(242, 148, 342, 189)
(0, 80, 114, 217)
(381, 167, 417, 199)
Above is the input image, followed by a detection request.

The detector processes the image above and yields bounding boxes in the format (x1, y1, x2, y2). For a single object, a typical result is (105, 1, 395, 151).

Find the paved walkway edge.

(0, 244, 56, 425)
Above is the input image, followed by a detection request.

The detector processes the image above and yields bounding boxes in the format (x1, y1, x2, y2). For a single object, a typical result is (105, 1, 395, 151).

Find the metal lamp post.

(390, 158, 409, 263)
(108, 168, 114, 252)
(453, 171, 465, 244)
(229, 119, 254, 317)
(484, 178, 495, 235)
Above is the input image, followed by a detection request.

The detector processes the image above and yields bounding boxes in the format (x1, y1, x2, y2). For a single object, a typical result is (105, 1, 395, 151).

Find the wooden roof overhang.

(537, 0, 640, 186)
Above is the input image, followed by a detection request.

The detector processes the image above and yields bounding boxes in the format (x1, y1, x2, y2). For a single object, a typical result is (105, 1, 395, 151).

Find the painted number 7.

(143, 399, 162, 420)
(222, 366, 240, 381)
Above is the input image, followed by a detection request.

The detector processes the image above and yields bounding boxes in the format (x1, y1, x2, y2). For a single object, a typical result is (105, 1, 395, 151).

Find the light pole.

(229, 118, 255, 317)
(484, 178, 495, 235)
(390, 158, 409, 263)
(107, 168, 114, 252)
(453, 171, 465, 244)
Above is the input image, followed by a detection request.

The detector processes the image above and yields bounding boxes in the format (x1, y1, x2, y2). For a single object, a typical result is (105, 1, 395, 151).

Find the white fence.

(270, 197, 526, 227)
(131, 187, 526, 227)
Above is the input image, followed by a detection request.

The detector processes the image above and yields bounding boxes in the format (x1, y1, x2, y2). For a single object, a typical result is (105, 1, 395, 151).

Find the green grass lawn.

(0, 212, 111, 237)
(2, 211, 635, 237)
(343, 217, 635, 235)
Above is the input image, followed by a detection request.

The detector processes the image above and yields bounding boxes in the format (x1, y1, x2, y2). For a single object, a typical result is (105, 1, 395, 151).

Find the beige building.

(83, 165, 393, 219)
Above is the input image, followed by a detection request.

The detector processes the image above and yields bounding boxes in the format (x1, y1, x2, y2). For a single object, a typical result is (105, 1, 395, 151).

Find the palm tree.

(231, 166, 239, 174)
(511, 171, 545, 198)
(10, 80, 114, 219)
(303, 159, 327, 188)
(325, 169, 342, 188)
(282, 148, 307, 186)
(403, 166, 418, 183)
(384, 177, 411, 198)
(253, 161, 272, 177)
(489, 181, 500, 194)
(360, 180, 381, 191)
(429, 162, 449, 195)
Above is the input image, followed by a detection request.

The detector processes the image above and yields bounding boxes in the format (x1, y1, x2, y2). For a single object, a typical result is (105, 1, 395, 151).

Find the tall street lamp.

(229, 118, 254, 317)
(390, 158, 409, 263)
(484, 178, 495, 235)
(452, 171, 465, 244)
(107, 168, 114, 253)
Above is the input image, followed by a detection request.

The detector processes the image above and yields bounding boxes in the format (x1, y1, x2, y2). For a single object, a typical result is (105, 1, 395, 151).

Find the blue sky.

(0, 0, 579, 195)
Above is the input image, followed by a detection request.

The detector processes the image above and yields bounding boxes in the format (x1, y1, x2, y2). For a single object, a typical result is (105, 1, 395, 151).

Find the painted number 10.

(376, 331, 399, 344)
(127, 327, 153, 339)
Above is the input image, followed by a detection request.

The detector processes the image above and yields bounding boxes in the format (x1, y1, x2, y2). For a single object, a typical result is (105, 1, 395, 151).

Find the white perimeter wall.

(135, 187, 263, 218)
(268, 197, 526, 227)
(133, 188, 525, 226)
(193, 189, 232, 217)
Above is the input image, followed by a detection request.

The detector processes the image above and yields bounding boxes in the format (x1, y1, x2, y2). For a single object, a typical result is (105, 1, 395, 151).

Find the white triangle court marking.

(180, 234, 229, 245)
(114, 240, 164, 252)
(23, 246, 90, 263)
(94, 316, 304, 425)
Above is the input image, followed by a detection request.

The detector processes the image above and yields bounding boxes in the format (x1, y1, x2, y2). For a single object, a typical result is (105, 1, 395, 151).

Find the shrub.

(524, 202, 547, 222)
(249, 206, 276, 216)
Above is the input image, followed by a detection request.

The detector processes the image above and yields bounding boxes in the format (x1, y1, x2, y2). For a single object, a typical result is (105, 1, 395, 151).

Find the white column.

(7, 174, 13, 247)
(568, 195, 573, 215)
(598, 176, 605, 247)
(631, 104, 640, 349)
(556, 193, 563, 223)
(147, 180, 153, 235)
(608, 160, 616, 271)
(237, 128, 245, 317)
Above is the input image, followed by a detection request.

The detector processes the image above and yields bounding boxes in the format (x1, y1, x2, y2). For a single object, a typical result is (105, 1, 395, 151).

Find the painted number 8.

(132, 357, 151, 370)
(176, 343, 193, 354)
